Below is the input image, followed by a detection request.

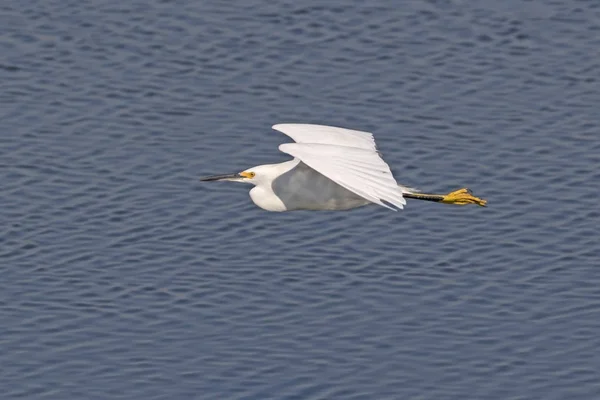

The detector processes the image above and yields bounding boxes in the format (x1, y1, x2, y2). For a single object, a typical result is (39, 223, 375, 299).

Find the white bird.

(200, 124, 486, 212)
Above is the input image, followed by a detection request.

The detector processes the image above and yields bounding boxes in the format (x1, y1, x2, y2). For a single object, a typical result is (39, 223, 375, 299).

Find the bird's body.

(248, 160, 371, 212)
(200, 124, 486, 212)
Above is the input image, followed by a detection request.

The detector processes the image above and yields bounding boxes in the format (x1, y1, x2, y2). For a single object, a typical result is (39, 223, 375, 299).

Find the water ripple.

(2, 0, 600, 399)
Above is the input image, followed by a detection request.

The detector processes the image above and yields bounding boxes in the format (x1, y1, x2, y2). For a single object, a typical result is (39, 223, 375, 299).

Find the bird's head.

(199, 164, 276, 186)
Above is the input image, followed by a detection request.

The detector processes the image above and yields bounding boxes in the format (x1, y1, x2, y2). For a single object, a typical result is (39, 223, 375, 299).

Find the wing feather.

(273, 124, 377, 151)
(279, 143, 405, 210)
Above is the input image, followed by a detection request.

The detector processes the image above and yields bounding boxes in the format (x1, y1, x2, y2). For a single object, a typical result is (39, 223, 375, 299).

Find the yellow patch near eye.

(240, 171, 255, 178)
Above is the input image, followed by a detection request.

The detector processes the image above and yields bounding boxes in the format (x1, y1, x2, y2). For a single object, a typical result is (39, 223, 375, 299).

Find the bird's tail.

(401, 187, 487, 207)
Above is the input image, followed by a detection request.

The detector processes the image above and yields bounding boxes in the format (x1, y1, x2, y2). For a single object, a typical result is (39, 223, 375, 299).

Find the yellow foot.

(441, 188, 487, 207)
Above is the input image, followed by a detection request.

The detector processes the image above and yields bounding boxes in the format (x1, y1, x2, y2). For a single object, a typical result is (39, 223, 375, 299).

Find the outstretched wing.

(273, 124, 377, 151)
(279, 142, 405, 210)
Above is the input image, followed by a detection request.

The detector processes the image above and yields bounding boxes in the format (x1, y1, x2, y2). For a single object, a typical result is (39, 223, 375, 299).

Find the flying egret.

(200, 124, 486, 212)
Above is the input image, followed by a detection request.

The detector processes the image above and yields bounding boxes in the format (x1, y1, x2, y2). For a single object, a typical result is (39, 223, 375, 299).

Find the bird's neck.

(249, 186, 287, 212)
(247, 160, 299, 212)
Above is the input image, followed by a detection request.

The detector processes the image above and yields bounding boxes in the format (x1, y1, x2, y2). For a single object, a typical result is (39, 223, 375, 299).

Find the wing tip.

(380, 196, 406, 211)
(273, 123, 309, 130)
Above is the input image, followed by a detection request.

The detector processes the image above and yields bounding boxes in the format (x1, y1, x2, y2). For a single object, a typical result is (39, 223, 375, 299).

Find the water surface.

(2, 1, 600, 399)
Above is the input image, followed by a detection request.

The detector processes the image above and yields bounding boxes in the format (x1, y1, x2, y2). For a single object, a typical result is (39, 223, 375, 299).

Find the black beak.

(199, 173, 242, 182)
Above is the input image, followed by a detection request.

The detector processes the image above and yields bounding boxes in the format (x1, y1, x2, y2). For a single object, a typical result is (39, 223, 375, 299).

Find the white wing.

(279, 143, 405, 210)
(273, 124, 377, 151)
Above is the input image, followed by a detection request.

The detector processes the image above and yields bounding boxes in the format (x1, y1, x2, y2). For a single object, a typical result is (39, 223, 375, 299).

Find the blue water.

(2, 1, 600, 399)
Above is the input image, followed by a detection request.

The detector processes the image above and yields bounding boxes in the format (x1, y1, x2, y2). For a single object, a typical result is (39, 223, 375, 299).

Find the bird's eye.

(247, 172, 256, 178)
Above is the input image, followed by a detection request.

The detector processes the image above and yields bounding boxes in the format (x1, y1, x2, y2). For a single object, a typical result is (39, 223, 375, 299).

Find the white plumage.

(278, 143, 405, 210)
(272, 123, 377, 150)
(200, 124, 487, 212)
